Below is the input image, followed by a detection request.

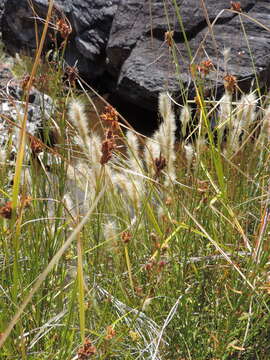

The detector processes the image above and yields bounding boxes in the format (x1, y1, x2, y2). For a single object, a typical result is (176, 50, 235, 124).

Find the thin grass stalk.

(253, 180, 270, 263)
(239, 15, 262, 100)
(124, 245, 134, 292)
(200, 161, 252, 252)
(77, 231, 85, 342)
(0, 187, 105, 348)
(12, 0, 54, 214)
(165, 1, 191, 104)
(194, 85, 226, 197)
(10, 0, 55, 315)
(152, 287, 192, 359)
(171, 0, 192, 60)
(182, 205, 255, 290)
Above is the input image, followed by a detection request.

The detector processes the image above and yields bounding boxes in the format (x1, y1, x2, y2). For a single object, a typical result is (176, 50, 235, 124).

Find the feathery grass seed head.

(218, 92, 232, 143)
(157, 92, 177, 185)
(180, 104, 191, 138)
(237, 93, 257, 129)
(184, 143, 194, 172)
(68, 99, 89, 143)
(126, 131, 142, 173)
(159, 92, 172, 121)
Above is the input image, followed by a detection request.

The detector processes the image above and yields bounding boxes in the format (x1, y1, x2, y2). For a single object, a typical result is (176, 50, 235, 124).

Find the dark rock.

(2, 0, 270, 116)
(107, 0, 270, 110)
(0, 0, 6, 22)
(1, 0, 119, 82)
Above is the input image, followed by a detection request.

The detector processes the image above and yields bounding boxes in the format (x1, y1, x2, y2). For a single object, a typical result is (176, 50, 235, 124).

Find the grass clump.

(0, 1, 270, 359)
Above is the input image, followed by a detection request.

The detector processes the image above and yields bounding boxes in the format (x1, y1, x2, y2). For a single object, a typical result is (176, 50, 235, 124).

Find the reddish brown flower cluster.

(154, 153, 167, 177)
(20, 195, 32, 209)
(224, 74, 237, 93)
(145, 259, 168, 273)
(121, 231, 132, 244)
(193, 95, 201, 107)
(197, 59, 214, 76)
(77, 338, 96, 359)
(190, 60, 214, 79)
(0, 195, 32, 220)
(105, 325, 116, 340)
(230, 1, 242, 12)
(65, 64, 79, 86)
(21, 74, 31, 91)
(29, 136, 43, 155)
(100, 129, 117, 165)
(165, 30, 174, 47)
(0, 201, 12, 219)
(56, 17, 72, 39)
(100, 105, 119, 130)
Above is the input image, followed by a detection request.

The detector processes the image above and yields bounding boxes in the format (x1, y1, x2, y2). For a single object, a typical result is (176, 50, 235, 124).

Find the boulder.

(1, 0, 119, 82)
(2, 0, 270, 114)
(107, 0, 270, 110)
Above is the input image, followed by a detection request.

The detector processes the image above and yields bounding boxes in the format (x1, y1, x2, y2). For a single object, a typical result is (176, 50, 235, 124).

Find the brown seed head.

(29, 136, 43, 154)
(0, 201, 12, 219)
(56, 17, 72, 39)
(121, 231, 132, 244)
(100, 129, 117, 165)
(20, 195, 32, 209)
(224, 74, 237, 93)
(230, 1, 242, 12)
(154, 153, 167, 177)
(65, 65, 78, 85)
(198, 59, 214, 75)
(100, 105, 119, 130)
(21, 75, 31, 91)
(77, 338, 96, 359)
(105, 325, 116, 340)
(165, 31, 174, 47)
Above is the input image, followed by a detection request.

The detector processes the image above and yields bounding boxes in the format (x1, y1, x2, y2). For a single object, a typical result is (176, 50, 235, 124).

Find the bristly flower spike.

(218, 92, 232, 145)
(157, 92, 176, 185)
(184, 143, 194, 173)
(180, 104, 191, 138)
(68, 99, 89, 147)
(126, 130, 142, 175)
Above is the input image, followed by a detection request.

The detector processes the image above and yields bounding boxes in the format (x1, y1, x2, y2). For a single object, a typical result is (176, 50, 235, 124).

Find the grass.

(0, 1, 270, 359)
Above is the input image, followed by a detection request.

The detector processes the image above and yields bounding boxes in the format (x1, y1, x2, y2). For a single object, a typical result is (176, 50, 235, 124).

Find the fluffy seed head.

(180, 104, 191, 138)
(184, 143, 194, 172)
(68, 99, 89, 143)
(159, 92, 172, 121)
(222, 47, 231, 66)
(237, 93, 257, 129)
(157, 92, 176, 185)
(218, 92, 232, 143)
(126, 131, 142, 174)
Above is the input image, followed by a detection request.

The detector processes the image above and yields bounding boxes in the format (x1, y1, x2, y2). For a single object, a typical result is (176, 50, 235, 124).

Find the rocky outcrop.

(2, 0, 270, 114)
(107, 0, 270, 109)
(1, 0, 119, 83)
(0, 59, 55, 153)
